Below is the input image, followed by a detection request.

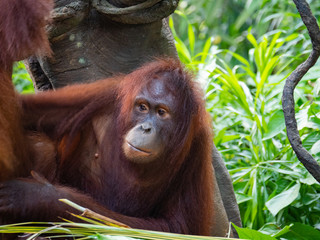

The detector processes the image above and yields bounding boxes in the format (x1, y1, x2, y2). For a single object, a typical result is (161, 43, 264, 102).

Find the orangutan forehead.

(148, 78, 167, 96)
(143, 76, 177, 98)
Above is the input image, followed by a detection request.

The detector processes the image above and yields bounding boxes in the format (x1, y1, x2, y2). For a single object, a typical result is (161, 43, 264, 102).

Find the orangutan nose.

(141, 122, 152, 134)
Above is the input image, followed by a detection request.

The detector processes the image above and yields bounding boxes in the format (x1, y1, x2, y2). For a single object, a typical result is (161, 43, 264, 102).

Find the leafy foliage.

(206, 30, 320, 231)
(173, 0, 320, 66)
(12, 62, 34, 93)
(235, 223, 320, 240)
(170, 0, 320, 238)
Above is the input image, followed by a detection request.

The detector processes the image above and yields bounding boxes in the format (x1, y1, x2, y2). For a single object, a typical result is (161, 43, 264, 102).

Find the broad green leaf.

(221, 135, 240, 143)
(302, 66, 320, 81)
(265, 182, 300, 216)
(310, 139, 320, 155)
(263, 110, 285, 140)
(280, 223, 320, 240)
(296, 106, 309, 130)
(214, 128, 226, 145)
(302, 132, 320, 150)
(233, 225, 277, 240)
(300, 174, 318, 185)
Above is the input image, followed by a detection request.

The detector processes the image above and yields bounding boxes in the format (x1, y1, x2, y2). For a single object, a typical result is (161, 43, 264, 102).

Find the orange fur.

(0, 0, 53, 180)
(0, 1, 215, 235)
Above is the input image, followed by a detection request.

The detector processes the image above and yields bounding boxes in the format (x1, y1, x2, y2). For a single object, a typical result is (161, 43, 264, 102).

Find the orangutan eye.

(157, 108, 170, 119)
(138, 103, 148, 112)
(158, 109, 166, 116)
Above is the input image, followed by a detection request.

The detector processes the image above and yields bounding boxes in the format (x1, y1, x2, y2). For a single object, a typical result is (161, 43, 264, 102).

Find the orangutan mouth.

(127, 142, 152, 156)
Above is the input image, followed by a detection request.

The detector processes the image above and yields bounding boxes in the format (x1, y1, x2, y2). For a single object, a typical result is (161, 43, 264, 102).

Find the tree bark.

(282, 0, 320, 183)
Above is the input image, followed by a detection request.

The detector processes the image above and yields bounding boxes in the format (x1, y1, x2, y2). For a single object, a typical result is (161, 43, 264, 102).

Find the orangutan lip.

(127, 142, 151, 155)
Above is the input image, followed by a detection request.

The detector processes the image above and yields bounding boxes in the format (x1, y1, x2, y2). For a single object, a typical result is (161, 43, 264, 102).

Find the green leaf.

(221, 135, 240, 144)
(296, 106, 310, 130)
(168, 17, 176, 36)
(265, 182, 300, 216)
(200, 37, 212, 63)
(235, 192, 252, 204)
(175, 37, 192, 63)
(227, 50, 250, 68)
(313, 78, 320, 95)
(302, 66, 320, 81)
(263, 110, 285, 140)
(280, 223, 320, 240)
(284, 33, 299, 42)
(272, 224, 293, 238)
(310, 139, 320, 155)
(233, 225, 277, 240)
(254, 56, 279, 108)
(300, 174, 318, 185)
(302, 132, 320, 150)
(265, 31, 282, 61)
(188, 24, 195, 56)
(235, 1, 261, 30)
(247, 29, 258, 48)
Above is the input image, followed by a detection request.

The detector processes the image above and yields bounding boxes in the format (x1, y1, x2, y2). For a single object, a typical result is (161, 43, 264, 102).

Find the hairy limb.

(0, 178, 188, 234)
(20, 78, 119, 137)
(0, 0, 53, 181)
